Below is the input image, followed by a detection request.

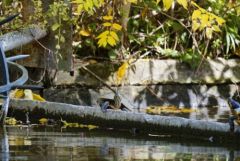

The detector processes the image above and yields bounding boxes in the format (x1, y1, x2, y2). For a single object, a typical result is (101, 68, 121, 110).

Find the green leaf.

(51, 23, 60, 31)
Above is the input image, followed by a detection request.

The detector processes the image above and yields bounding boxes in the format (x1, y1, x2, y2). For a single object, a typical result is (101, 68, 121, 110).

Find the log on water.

(0, 26, 47, 52)
(9, 99, 240, 143)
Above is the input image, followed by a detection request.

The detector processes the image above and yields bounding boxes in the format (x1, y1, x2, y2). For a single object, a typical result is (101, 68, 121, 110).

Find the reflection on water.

(0, 126, 240, 161)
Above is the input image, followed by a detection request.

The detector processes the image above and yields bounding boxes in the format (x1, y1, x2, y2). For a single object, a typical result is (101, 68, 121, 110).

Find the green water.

(1, 126, 240, 161)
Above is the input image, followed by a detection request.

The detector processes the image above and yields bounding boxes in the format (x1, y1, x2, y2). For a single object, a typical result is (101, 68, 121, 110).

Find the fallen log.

(0, 25, 47, 52)
(8, 99, 240, 143)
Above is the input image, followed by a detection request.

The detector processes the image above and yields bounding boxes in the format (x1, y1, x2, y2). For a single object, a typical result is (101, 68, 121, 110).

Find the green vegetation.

(0, 0, 240, 65)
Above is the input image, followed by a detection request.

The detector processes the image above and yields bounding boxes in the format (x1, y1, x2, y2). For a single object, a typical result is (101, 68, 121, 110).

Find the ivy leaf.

(112, 23, 122, 31)
(163, 0, 173, 11)
(177, 0, 188, 9)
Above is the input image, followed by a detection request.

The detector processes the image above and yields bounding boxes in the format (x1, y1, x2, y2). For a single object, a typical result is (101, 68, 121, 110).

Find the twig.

(81, 66, 117, 94)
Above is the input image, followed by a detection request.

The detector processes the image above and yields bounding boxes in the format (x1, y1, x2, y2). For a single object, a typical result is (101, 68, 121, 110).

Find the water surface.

(1, 126, 240, 161)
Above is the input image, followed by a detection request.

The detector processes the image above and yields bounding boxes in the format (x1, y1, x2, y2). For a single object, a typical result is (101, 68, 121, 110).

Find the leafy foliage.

(1, 0, 239, 61)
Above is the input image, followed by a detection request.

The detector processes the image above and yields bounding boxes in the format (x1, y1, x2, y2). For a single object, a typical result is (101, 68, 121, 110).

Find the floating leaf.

(5, 117, 17, 125)
(39, 118, 48, 125)
(146, 106, 198, 115)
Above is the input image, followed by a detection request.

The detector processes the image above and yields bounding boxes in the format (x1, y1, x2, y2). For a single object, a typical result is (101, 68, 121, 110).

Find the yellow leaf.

(107, 36, 116, 46)
(97, 30, 109, 39)
(87, 124, 98, 130)
(12, 89, 24, 99)
(212, 25, 221, 32)
(109, 31, 119, 41)
(103, 15, 113, 20)
(117, 62, 129, 83)
(177, 0, 188, 9)
(192, 20, 201, 32)
(39, 118, 48, 125)
(33, 93, 45, 102)
(163, 0, 173, 11)
(192, 9, 201, 20)
(103, 22, 112, 27)
(112, 23, 122, 31)
(215, 17, 225, 25)
(5, 117, 17, 125)
(127, 0, 137, 4)
(97, 36, 108, 47)
(200, 14, 209, 29)
(77, 4, 83, 14)
(80, 29, 90, 36)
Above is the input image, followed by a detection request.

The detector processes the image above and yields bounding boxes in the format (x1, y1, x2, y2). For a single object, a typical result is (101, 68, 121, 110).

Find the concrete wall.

(44, 58, 240, 120)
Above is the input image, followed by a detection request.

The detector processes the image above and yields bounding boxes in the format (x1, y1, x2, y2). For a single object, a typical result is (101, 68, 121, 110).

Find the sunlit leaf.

(103, 15, 113, 20)
(192, 10, 201, 20)
(51, 23, 60, 31)
(5, 117, 17, 125)
(177, 0, 188, 9)
(192, 20, 201, 31)
(97, 30, 109, 39)
(109, 31, 119, 41)
(80, 29, 91, 36)
(212, 25, 221, 32)
(103, 22, 112, 27)
(112, 23, 122, 30)
(199, 14, 209, 30)
(206, 27, 213, 39)
(117, 62, 129, 83)
(146, 106, 198, 115)
(107, 36, 117, 46)
(33, 93, 46, 102)
(39, 118, 48, 125)
(125, 0, 137, 4)
(163, 0, 173, 11)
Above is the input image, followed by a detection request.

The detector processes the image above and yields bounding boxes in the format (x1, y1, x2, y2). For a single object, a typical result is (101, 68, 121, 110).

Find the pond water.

(1, 126, 240, 161)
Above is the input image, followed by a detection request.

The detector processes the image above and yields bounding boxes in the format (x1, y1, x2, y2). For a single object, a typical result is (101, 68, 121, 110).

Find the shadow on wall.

(44, 59, 240, 118)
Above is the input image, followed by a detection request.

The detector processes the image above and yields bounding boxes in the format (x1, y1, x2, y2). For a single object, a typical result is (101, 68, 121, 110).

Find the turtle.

(98, 93, 131, 112)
